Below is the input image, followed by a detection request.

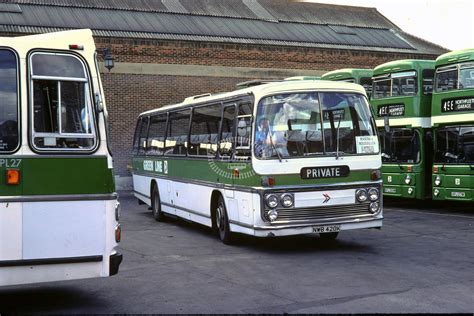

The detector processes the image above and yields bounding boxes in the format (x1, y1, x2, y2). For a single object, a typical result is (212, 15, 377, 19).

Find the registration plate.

(313, 225, 341, 233)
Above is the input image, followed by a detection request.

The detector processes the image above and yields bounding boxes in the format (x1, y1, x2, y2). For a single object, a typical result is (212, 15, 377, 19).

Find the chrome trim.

(161, 201, 211, 219)
(269, 203, 376, 225)
(133, 172, 259, 193)
(253, 216, 383, 230)
(0, 193, 117, 203)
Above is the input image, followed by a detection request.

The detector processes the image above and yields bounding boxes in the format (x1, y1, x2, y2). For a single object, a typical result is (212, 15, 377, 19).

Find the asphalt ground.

(0, 192, 473, 313)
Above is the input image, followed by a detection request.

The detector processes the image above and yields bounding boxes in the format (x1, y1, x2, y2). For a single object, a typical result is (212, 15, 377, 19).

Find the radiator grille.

(272, 203, 372, 224)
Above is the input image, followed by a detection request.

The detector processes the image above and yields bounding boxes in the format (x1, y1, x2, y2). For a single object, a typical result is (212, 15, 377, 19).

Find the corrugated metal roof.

(4, 0, 398, 28)
(0, 4, 415, 50)
(0, 0, 447, 55)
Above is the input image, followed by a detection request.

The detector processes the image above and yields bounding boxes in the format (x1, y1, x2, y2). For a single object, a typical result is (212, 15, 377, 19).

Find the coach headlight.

(356, 189, 368, 202)
(407, 187, 414, 195)
(433, 188, 440, 197)
(267, 209, 278, 222)
(404, 175, 412, 185)
(265, 194, 279, 209)
(280, 193, 294, 208)
(369, 202, 380, 214)
(434, 175, 441, 186)
(368, 188, 379, 201)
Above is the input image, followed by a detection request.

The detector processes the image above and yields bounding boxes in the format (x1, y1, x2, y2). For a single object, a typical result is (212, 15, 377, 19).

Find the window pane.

(220, 106, 235, 158)
(132, 118, 142, 154)
(396, 77, 417, 96)
(32, 54, 86, 78)
(33, 80, 59, 133)
(360, 77, 373, 98)
(147, 114, 167, 155)
(138, 117, 149, 155)
(435, 68, 458, 92)
(380, 128, 420, 163)
(460, 66, 474, 89)
(189, 104, 221, 156)
(0, 49, 19, 152)
(255, 93, 322, 158)
(373, 79, 390, 99)
(422, 69, 434, 95)
(61, 81, 90, 133)
(435, 126, 474, 163)
(165, 109, 190, 155)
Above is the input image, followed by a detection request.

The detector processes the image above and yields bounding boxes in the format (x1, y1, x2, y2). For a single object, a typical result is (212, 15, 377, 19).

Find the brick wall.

(97, 37, 438, 176)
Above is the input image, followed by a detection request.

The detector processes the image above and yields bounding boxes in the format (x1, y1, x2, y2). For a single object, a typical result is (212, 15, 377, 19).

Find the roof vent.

(0, 3, 22, 13)
(183, 93, 212, 103)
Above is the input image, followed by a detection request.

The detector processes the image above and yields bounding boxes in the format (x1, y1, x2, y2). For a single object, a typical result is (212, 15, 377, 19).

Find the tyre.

(151, 184, 165, 222)
(214, 195, 233, 244)
(319, 232, 339, 240)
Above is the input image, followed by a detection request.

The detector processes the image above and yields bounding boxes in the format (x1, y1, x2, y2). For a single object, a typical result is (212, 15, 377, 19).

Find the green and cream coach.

(132, 80, 383, 244)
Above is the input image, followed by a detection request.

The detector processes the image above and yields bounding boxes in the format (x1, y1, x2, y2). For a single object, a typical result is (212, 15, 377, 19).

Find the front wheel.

(151, 185, 164, 222)
(215, 196, 233, 245)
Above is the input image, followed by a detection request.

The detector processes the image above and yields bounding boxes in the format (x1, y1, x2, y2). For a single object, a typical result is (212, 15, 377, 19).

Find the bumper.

(252, 217, 383, 237)
(109, 252, 123, 276)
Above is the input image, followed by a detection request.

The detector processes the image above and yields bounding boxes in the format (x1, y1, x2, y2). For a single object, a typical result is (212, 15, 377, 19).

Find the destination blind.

(441, 97, 474, 112)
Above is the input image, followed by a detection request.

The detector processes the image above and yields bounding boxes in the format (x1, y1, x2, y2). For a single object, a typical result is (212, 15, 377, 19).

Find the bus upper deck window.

(30, 52, 96, 151)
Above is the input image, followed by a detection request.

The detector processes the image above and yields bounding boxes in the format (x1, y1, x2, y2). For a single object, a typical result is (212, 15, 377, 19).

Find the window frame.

(146, 112, 169, 156)
(188, 102, 222, 158)
(253, 91, 378, 160)
(0, 47, 20, 154)
(28, 50, 99, 153)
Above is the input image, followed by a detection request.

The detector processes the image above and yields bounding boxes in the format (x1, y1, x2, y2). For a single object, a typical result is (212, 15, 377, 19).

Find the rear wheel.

(151, 184, 164, 222)
(319, 232, 339, 240)
(215, 196, 233, 244)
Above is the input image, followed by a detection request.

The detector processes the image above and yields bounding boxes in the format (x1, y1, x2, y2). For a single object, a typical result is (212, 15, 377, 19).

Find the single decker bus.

(132, 80, 383, 244)
(431, 49, 474, 202)
(371, 60, 435, 200)
(0, 29, 122, 287)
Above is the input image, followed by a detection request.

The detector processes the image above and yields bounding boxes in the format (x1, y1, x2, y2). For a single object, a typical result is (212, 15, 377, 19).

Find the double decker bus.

(431, 49, 474, 202)
(132, 80, 382, 244)
(321, 69, 373, 98)
(0, 30, 122, 286)
(371, 60, 435, 199)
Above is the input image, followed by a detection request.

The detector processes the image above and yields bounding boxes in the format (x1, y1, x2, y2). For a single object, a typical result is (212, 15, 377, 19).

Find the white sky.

(298, 0, 474, 51)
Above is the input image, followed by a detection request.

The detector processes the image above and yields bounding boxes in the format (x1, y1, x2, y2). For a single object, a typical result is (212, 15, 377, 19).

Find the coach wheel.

(151, 184, 164, 222)
(319, 232, 339, 241)
(215, 196, 233, 244)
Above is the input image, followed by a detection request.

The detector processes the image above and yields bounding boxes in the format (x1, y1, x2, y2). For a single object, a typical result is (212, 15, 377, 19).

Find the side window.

(189, 104, 221, 157)
(360, 77, 373, 98)
(132, 118, 142, 155)
(0, 49, 19, 153)
(138, 116, 149, 155)
(422, 69, 435, 95)
(220, 106, 236, 158)
(165, 109, 190, 156)
(147, 113, 167, 156)
(235, 101, 253, 158)
(30, 52, 96, 150)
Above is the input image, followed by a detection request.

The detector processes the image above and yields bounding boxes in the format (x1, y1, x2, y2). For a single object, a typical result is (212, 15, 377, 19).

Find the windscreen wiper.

(269, 134, 282, 162)
(335, 114, 343, 160)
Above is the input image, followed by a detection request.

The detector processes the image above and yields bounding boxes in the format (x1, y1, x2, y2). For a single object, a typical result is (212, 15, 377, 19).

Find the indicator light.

(6, 169, 20, 185)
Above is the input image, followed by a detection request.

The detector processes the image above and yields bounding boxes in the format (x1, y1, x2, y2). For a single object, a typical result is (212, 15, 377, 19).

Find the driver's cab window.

(30, 52, 96, 151)
(235, 102, 253, 158)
